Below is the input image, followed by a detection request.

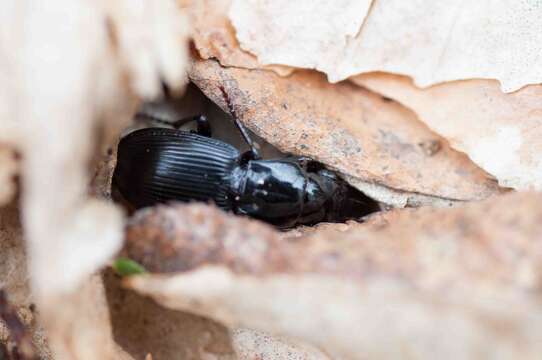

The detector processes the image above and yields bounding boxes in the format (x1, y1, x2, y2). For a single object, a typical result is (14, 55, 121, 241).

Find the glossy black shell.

(113, 127, 379, 228)
(113, 128, 240, 209)
(231, 160, 329, 227)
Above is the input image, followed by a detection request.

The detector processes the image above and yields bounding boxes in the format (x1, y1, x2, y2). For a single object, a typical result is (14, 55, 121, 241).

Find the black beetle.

(112, 87, 378, 228)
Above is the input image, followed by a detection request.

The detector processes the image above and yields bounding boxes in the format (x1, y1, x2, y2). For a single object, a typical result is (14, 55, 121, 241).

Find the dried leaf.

(0, 0, 189, 359)
(3, 0, 189, 294)
(186, 0, 542, 205)
(352, 74, 542, 191)
(124, 204, 281, 274)
(189, 59, 501, 206)
(126, 192, 542, 358)
(189, 0, 294, 76)
(187, 0, 542, 193)
(231, 0, 542, 92)
(229, 0, 370, 74)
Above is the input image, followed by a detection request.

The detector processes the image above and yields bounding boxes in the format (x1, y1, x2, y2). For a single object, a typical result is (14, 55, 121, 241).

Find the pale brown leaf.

(189, 0, 294, 76)
(125, 192, 542, 359)
(0, 0, 190, 359)
(231, 0, 542, 92)
(352, 74, 542, 191)
(189, 59, 502, 206)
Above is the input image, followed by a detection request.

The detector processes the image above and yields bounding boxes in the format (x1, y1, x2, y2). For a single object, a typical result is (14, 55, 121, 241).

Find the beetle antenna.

(219, 85, 261, 160)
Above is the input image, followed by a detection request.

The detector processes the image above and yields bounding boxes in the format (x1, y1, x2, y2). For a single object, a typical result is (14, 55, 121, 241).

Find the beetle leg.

(239, 149, 259, 164)
(195, 115, 212, 137)
(170, 115, 211, 136)
(135, 113, 212, 136)
(184, 115, 211, 137)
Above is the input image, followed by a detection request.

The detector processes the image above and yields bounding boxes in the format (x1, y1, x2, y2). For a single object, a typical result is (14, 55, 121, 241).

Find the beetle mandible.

(112, 86, 377, 228)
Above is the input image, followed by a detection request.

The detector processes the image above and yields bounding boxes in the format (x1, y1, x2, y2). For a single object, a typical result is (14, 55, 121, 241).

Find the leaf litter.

(0, 0, 541, 358)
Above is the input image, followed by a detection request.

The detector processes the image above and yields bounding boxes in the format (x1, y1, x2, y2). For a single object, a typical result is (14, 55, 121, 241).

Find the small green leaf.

(113, 257, 146, 276)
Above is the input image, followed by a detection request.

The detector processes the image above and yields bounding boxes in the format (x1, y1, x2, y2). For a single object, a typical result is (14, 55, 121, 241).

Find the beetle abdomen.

(113, 128, 240, 209)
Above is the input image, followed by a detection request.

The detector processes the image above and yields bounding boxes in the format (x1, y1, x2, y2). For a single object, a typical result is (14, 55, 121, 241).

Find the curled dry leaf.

(352, 74, 542, 191)
(229, 0, 370, 76)
(189, 59, 501, 206)
(124, 204, 287, 274)
(0, 0, 189, 359)
(2, 0, 189, 294)
(125, 192, 542, 359)
(188, 0, 294, 76)
(185, 0, 542, 194)
(230, 0, 542, 92)
(182, 0, 541, 195)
